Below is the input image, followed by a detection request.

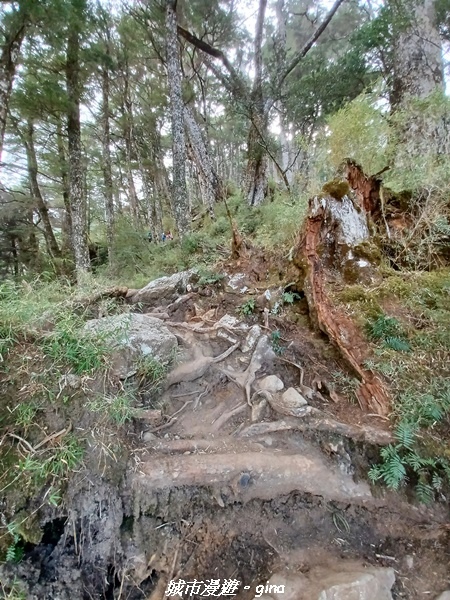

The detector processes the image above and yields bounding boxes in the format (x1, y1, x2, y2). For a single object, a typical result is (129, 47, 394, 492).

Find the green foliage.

(270, 330, 284, 356)
(137, 354, 171, 399)
(0, 577, 26, 600)
(282, 291, 300, 305)
(366, 314, 411, 352)
(86, 392, 137, 426)
(238, 299, 256, 317)
(370, 379, 450, 502)
(5, 523, 24, 564)
(196, 269, 225, 287)
(11, 401, 40, 429)
(326, 91, 390, 176)
(19, 436, 84, 482)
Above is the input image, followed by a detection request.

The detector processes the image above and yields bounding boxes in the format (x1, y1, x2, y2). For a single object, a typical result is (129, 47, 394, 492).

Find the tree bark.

(101, 64, 115, 263)
(56, 119, 73, 260)
(66, 3, 90, 277)
(0, 2, 28, 163)
(391, 0, 444, 106)
(166, 0, 190, 238)
(184, 103, 220, 216)
(390, 0, 448, 158)
(24, 121, 61, 262)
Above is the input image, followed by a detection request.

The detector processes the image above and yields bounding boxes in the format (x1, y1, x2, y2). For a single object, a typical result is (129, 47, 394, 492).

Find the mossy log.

(293, 190, 391, 417)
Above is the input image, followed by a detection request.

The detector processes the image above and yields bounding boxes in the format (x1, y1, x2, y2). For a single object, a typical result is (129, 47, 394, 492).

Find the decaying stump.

(293, 182, 391, 417)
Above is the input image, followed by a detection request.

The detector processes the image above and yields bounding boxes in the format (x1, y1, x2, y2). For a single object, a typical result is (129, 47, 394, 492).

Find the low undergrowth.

(336, 268, 450, 501)
(0, 277, 134, 560)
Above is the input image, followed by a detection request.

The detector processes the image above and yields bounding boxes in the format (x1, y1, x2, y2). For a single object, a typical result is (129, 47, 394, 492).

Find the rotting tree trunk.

(293, 188, 391, 417)
(166, 0, 189, 238)
(101, 64, 115, 263)
(24, 121, 62, 263)
(66, 7, 90, 277)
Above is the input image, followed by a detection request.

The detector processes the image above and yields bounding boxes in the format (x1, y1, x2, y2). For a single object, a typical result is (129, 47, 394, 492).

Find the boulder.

(84, 313, 177, 379)
(129, 270, 195, 304)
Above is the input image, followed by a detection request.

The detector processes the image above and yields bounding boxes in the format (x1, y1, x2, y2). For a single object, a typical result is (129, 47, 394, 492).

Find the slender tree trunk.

(101, 65, 115, 263)
(166, 0, 189, 237)
(184, 104, 220, 216)
(66, 6, 90, 276)
(121, 70, 139, 225)
(0, 4, 28, 163)
(245, 110, 269, 206)
(24, 121, 61, 261)
(56, 119, 73, 258)
(244, 0, 269, 206)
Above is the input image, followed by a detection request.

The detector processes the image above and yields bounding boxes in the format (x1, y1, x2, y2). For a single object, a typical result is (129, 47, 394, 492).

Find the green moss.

(321, 179, 351, 200)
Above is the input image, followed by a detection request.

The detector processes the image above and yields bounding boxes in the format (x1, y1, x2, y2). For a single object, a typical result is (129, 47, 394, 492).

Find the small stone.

(241, 325, 262, 353)
(404, 555, 414, 570)
(142, 432, 157, 442)
(239, 473, 252, 487)
(251, 398, 268, 422)
(65, 374, 82, 389)
(256, 375, 284, 393)
(281, 387, 308, 408)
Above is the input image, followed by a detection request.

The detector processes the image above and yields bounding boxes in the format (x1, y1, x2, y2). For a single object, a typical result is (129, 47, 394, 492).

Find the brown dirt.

(1, 255, 449, 600)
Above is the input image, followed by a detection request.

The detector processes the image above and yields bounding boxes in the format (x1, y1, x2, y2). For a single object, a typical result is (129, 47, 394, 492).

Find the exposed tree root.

(238, 412, 393, 445)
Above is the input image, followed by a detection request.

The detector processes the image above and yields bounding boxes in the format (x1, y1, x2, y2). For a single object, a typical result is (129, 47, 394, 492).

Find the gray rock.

(436, 593, 450, 600)
(282, 387, 308, 408)
(316, 567, 395, 600)
(253, 566, 395, 600)
(241, 325, 262, 352)
(255, 375, 284, 393)
(84, 313, 177, 379)
(225, 272, 249, 293)
(130, 270, 195, 304)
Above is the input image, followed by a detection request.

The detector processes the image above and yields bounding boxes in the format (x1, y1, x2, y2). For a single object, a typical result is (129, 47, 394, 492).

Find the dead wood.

(293, 193, 391, 416)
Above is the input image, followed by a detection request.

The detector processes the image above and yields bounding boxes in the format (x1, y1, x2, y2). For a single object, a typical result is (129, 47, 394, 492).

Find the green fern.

(394, 422, 417, 450)
(378, 445, 407, 489)
(383, 336, 411, 352)
(415, 480, 434, 504)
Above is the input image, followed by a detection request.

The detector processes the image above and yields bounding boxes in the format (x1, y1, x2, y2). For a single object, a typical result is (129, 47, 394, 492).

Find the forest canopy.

(0, 0, 449, 280)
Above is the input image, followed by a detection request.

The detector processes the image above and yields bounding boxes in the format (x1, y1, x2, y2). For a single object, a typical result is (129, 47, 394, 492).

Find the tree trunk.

(244, 110, 269, 206)
(390, 0, 448, 157)
(121, 69, 139, 226)
(292, 185, 391, 417)
(0, 3, 28, 163)
(166, 0, 189, 238)
(56, 118, 73, 259)
(24, 121, 61, 262)
(101, 65, 115, 263)
(391, 0, 444, 106)
(184, 104, 220, 216)
(66, 6, 90, 277)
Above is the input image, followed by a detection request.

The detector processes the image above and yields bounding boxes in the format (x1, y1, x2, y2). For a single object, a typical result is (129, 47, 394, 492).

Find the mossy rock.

(321, 179, 351, 201)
